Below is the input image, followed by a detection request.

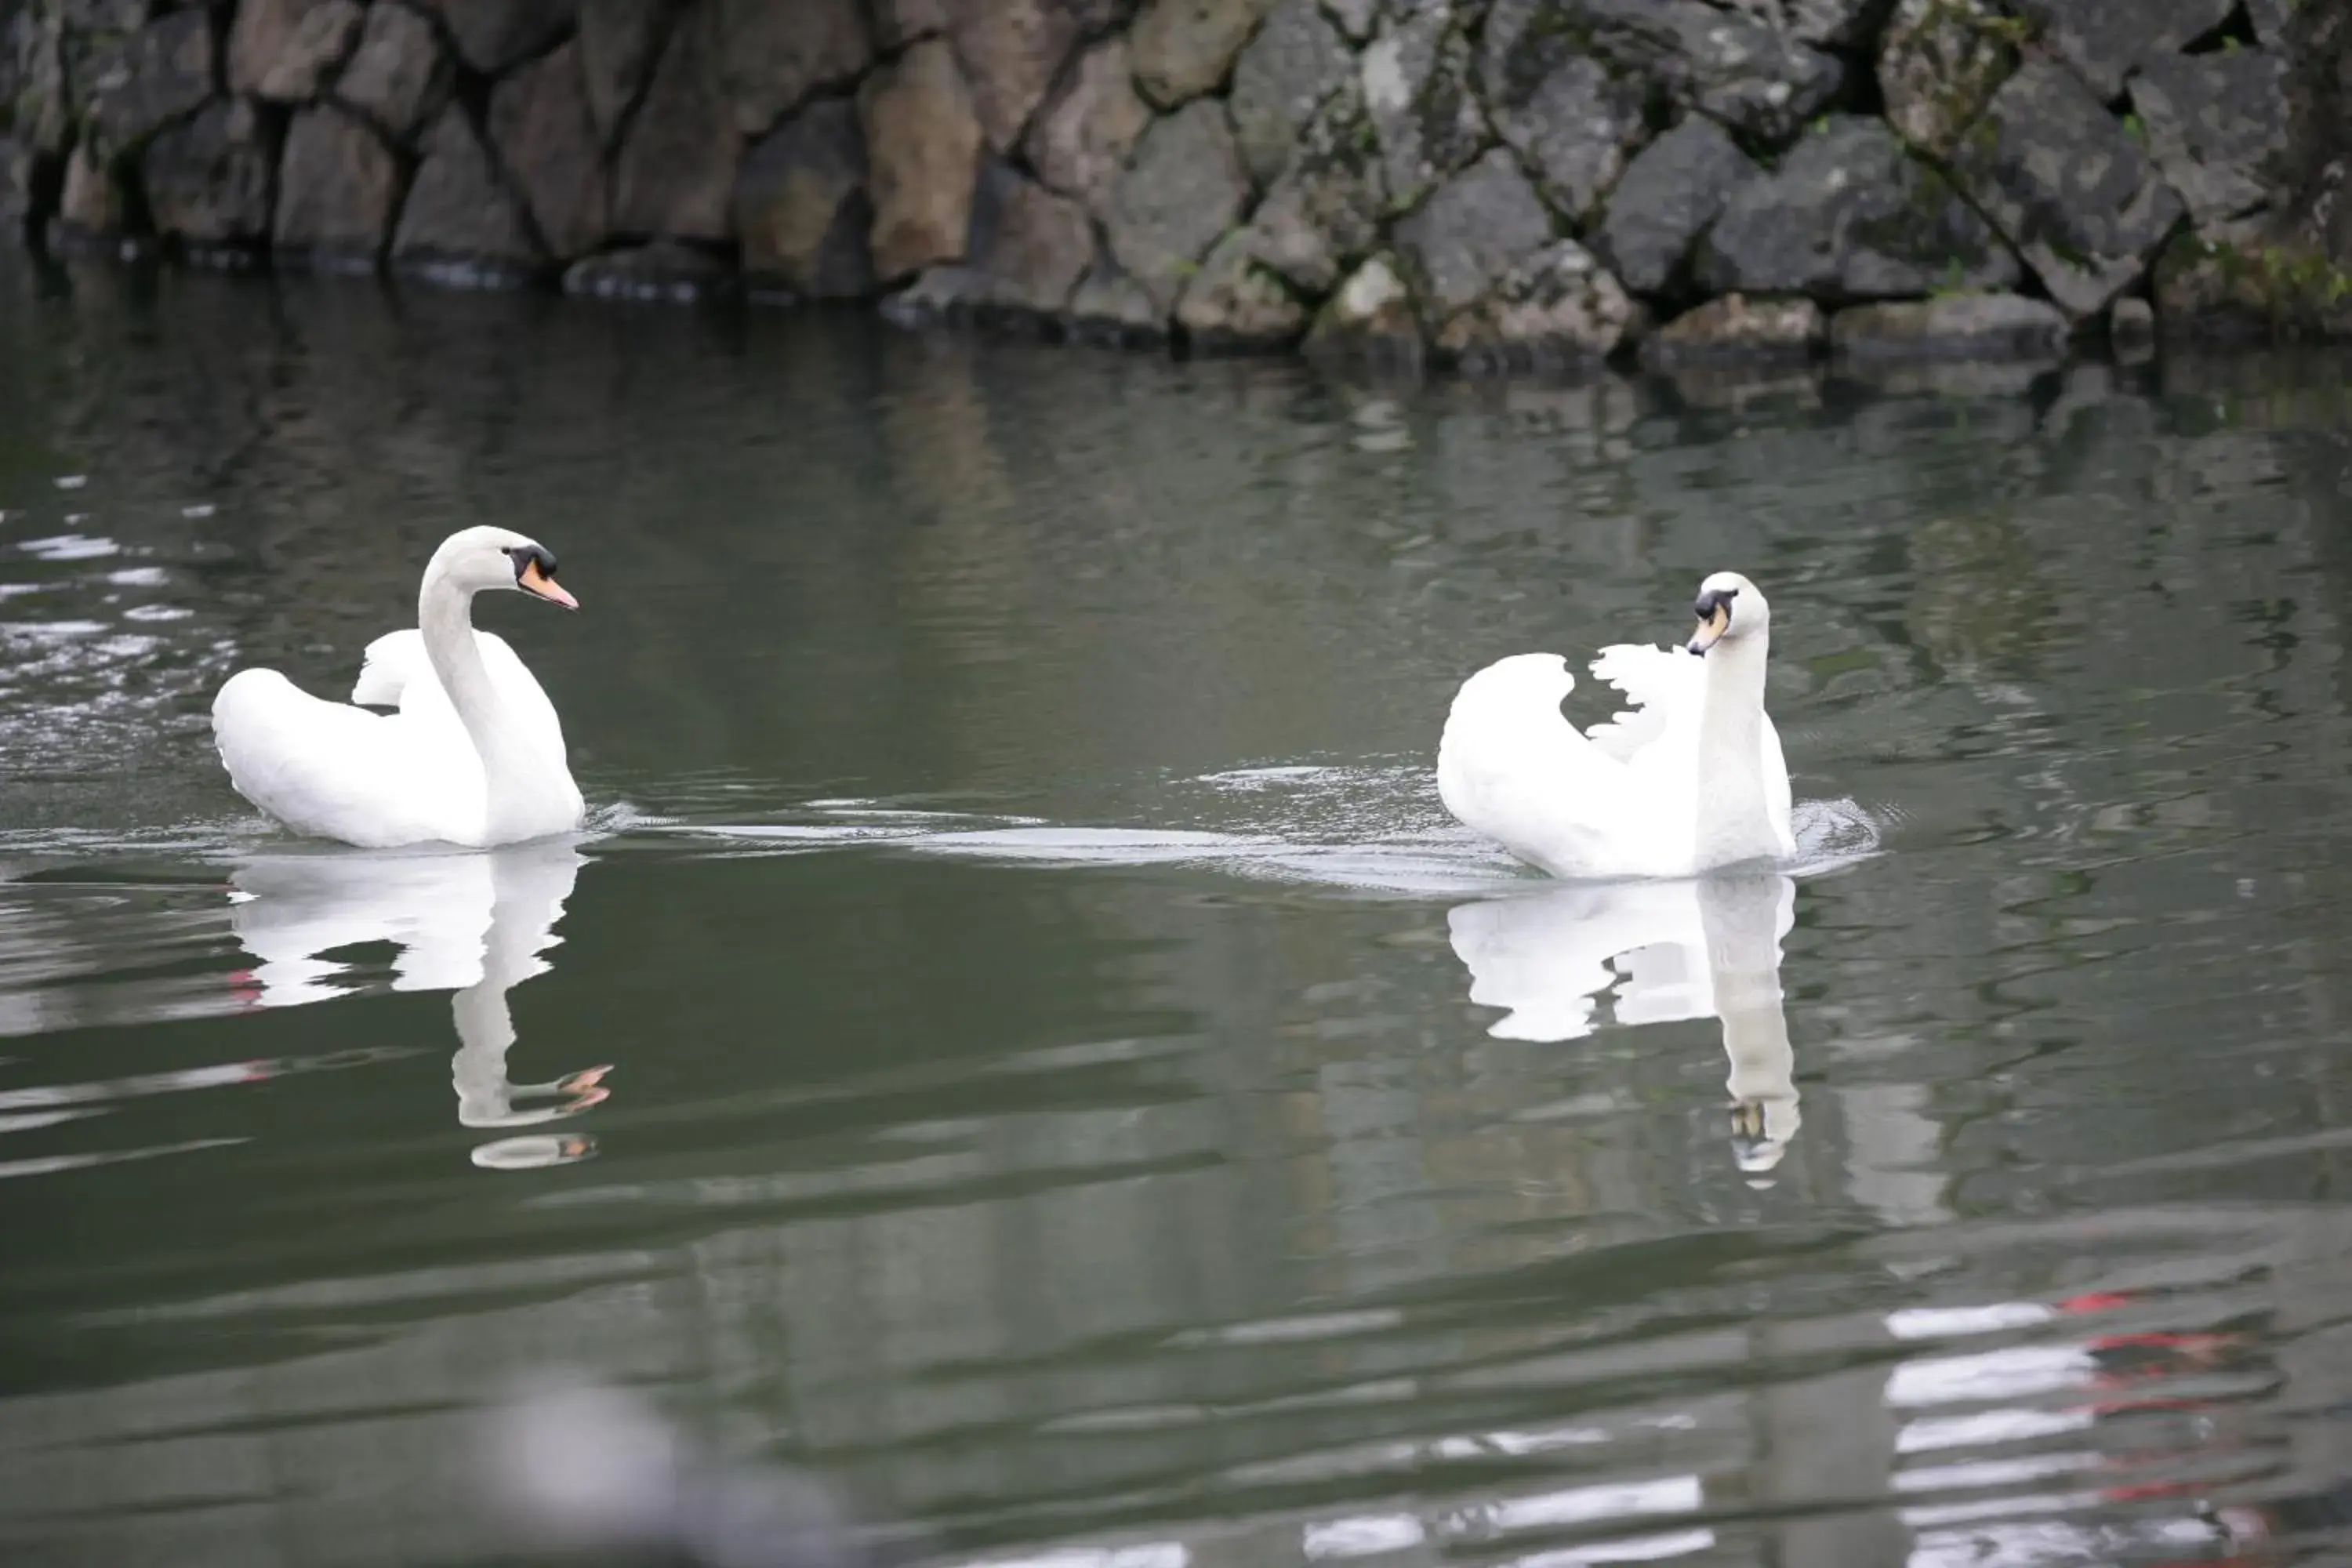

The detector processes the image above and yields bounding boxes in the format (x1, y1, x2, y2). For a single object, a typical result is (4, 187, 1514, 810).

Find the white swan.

(1449, 872, 1801, 1174)
(212, 526, 585, 848)
(1438, 571, 1794, 880)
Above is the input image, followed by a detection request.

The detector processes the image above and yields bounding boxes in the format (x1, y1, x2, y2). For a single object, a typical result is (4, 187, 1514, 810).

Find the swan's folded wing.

(213, 669, 474, 848)
(1584, 643, 1703, 763)
(351, 630, 426, 709)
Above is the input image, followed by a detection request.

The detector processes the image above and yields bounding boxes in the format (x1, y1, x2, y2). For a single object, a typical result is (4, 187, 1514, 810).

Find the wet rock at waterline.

(735, 97, 874, 298)
(1305, 252, 1424, 368)
(273, 105, 401, 268)
(1639, 295, 1825, 368)
(1436, 239, 1639, 374)
(1105, 97, 1249, 311)
(393, 107, 545, 283)
(492, 41, 610, 263)
(1828, 294, 2071, 361)
(144, 100, 277, 247)
(861, 38, 985, 282)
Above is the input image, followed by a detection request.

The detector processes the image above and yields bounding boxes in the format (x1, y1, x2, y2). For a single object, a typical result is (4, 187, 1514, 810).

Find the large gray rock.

(1639, 292, 1824, 365)
(1229, 0, 1351, 186)
(1023, 37, 1149, 212)
(613, 4, 742, 241)
(1304, 251, 1425, 368)
(415, 0, 575, 77)
(1595, 114, 1755, 294)
(578, 0, 680, 148)
(143, 97, 275, 245)
(393, 106, 544, 281)
(1829, 293, 2070, 359)
(274, 104, 399, 265)
(85, 9, 212, 155)
(1363, 5, 1486, 215)
(1066, 256, 1165, 340)
(1243, 84, 1384, 292)
(1479, 2, 1648, 220)
(2129, 49, 2289, 228)
(53, 139, 121, 239)
(491, 40, 608, 261)
(1393, 147, 1552, 319)
(717, 0, 871, 138)
(1436, 238, 1636, 372)
(860, 38, 983, 281)
(1104, 96, 1249, 310)
(1955, 60, 2185, 318)
(963, 160, 1094, 312)
(1700, 115, 2019, 299)
(735, 96, 872, 296)
(252, 0, 362, 103)
(948, 0, 1084, 153)
(1131, 0, 1277, 107)
(1177, 226, 1308, 347)
(2011, 0, 2234, 100)
(1877, 0, 2017, 158)
(334, 2, 450, 145)
(230, 0, 333, 99)
(1548, 0, 1845, 143)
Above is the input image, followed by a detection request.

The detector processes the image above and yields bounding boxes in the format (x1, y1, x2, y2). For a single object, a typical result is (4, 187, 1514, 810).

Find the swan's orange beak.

(1686, 601, 1729, 655)
(518, 558, 579, 611)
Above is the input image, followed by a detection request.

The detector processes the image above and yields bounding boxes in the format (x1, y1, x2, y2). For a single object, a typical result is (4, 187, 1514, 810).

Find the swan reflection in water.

(223, 837, 607, 1168)
(1448, 872, 1799, 1175)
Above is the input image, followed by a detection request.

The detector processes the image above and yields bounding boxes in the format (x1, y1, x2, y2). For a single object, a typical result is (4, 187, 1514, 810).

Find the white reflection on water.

(1448, 873, 1800, 1174)
(225, 837, 604, 1167)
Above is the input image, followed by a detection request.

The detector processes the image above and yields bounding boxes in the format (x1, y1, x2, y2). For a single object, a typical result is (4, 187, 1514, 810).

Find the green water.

(4, 253, 2352, 1565)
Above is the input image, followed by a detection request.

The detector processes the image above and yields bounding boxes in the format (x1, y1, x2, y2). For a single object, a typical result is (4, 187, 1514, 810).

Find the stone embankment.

(2, 0, 2347, 369)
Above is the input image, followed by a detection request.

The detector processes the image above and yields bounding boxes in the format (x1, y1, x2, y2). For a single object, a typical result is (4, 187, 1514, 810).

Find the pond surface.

(2, 254, 2352, 1567)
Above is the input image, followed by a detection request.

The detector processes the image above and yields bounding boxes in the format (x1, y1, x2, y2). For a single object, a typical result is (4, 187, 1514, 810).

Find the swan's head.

(1686, 571, 1765, 656)
(431, 526, 579, 610)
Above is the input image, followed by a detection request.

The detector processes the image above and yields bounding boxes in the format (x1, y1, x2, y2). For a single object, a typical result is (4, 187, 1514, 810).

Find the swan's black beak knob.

(509, 545, 579, 611)
(1687, 586, 1733, 655)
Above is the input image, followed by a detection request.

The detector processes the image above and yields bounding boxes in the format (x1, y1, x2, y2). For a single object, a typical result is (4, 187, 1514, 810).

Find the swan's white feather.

(213, 669, 488, 848)
(1437, 585, 1795, 880)
(211, 528, 583, 849)
(1583, 642, 1700, 763)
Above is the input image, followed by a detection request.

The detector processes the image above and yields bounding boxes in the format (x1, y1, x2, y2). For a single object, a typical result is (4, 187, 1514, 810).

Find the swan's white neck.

(1693, 630, 1779, 867)
(419, 561, 538, 842)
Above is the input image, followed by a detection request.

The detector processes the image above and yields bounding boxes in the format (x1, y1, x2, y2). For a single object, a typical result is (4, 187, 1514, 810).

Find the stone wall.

(0, 0, 2346, 368)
